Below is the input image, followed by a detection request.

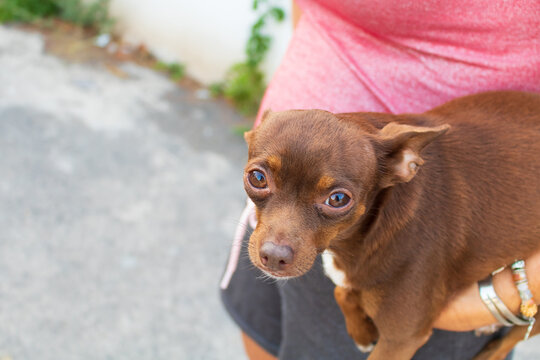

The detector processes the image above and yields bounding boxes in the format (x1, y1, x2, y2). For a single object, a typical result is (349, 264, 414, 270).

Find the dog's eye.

(248, 170, 267, 189)
(325, 192, 350, 208)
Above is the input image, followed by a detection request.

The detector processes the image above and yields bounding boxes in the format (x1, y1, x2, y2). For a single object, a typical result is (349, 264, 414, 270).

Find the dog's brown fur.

(243, 91, 540, 359)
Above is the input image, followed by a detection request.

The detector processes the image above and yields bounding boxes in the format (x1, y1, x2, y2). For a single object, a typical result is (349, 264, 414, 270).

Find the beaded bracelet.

(510, 260, 537, 340)
(511, 260, 538, 318)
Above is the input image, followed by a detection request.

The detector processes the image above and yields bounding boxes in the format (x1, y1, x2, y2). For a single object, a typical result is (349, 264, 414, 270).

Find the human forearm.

(292, 0, 301, 29)
(434, 251, 540, 331)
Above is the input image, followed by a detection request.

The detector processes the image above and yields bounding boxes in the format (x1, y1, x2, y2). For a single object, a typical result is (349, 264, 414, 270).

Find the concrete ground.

(0, 25, 247, 360)
(0, 25, 538, 360)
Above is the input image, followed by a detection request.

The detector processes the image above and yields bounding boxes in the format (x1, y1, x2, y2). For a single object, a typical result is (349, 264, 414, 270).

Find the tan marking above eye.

(267, 155, 282, 173)
(317, 175, 335, 192)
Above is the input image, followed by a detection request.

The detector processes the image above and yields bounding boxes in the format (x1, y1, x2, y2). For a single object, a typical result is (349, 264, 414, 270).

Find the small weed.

(220, 0, 285, 116)
(153, 61, 169, 71)
(0, 0, 113, 33)
(208, 82, 225, 97)
(224, 63, 266, 116)
(168, 62, 185, 81)
(0, 0, 58, 23)
(154, 61, 185, 81)
(58, 0, 113, 33)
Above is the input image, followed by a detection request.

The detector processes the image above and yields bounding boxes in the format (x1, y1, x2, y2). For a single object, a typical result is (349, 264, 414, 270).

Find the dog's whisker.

(255, 272, 280, 284)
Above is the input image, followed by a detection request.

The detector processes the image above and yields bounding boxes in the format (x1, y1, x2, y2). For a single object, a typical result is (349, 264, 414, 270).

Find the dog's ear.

(377, 122, 450, 187)
(244, 130, 254, 145)
(259, 109, 272, 124)
(246, 109, 273, 145)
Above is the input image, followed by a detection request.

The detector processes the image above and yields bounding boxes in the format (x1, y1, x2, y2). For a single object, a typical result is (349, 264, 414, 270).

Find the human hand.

(433, 250, 540, 332)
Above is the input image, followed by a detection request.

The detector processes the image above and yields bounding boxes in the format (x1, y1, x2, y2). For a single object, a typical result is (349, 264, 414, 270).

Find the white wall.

(109, 0, 293, 85)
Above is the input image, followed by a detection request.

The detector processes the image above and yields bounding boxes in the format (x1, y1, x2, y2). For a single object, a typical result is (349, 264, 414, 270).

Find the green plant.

(154, 61, 185, 81)
(219, 0, 285, 116)
(168, 62, 185, 81)
(0, 0, 113, 33)
(153, 61, 169, 71)
(223, 63, 266, 115)
(57, 0, 112, 33)
(0, 0, 59, 22)
(208, 82, 225, 97)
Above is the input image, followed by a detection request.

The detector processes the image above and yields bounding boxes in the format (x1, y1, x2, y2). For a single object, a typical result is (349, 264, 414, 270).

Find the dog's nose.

(259, 242, 294, 271)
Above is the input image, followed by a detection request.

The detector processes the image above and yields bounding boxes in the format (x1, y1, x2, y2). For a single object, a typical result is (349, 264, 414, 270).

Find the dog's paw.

(356, 342, 375, 353)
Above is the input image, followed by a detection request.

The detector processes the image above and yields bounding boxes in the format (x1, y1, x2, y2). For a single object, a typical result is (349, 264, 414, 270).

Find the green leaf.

(269, 7, 285, 21)
(246, 34, 271, 65)
(251, 16, 265, 32)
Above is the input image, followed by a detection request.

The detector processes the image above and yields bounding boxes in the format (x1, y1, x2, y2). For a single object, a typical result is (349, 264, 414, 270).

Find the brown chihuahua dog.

(243, 91, 540, 359)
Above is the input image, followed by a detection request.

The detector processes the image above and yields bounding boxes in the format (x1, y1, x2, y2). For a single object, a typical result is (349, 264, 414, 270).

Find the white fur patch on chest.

(322, 250, 349, 288)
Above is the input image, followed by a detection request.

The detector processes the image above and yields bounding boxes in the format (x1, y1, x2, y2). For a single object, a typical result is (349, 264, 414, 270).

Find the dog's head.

(244, 110, 449, 278)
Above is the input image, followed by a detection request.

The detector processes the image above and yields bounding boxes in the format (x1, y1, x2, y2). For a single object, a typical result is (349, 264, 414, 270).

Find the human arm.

(434, 250, 540, 332)
(292, 0, 301, 29)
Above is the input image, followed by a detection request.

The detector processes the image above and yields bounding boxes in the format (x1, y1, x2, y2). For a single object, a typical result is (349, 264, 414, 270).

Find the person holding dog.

(221, 0, 540, 359)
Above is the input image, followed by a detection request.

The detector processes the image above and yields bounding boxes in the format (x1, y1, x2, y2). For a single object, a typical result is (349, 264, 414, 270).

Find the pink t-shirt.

(255, 0, 540, 125)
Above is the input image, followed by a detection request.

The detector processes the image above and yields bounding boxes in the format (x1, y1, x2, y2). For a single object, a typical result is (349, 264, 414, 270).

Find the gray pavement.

(0, 26, 247, 360)
(0, 25, 538, 360)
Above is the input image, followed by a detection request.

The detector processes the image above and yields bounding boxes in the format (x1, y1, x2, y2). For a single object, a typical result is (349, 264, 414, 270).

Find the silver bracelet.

(485, 279, 530, 326)
(478, 271, 537, 340)
(478, 275, 513, 326)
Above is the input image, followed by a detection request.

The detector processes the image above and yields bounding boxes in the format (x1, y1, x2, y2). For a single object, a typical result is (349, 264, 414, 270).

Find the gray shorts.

(220, 224, 512, 359)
